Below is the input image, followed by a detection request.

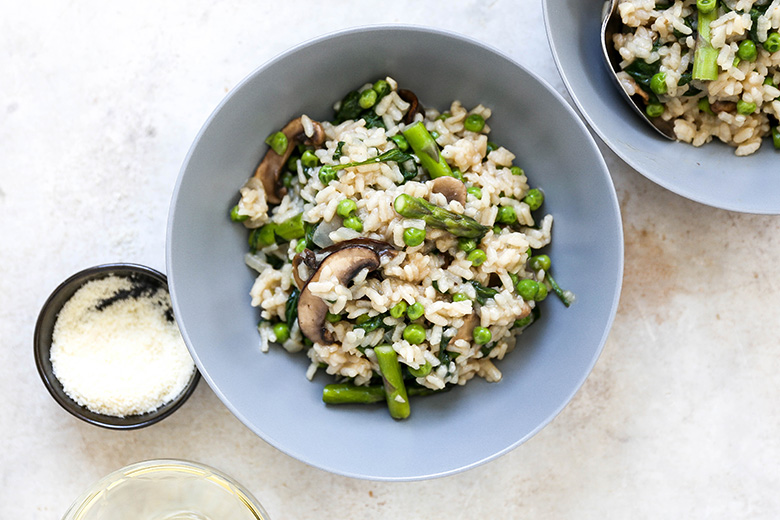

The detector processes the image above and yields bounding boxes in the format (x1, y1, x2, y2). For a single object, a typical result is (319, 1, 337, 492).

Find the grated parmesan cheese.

(50, 274, 195, 417)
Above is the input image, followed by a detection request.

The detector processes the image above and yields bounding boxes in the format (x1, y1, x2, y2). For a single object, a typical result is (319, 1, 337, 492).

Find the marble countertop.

(3, 1, 780, 518)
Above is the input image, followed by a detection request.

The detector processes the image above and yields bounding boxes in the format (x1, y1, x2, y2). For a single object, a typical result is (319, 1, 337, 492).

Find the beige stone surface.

(2, 1, 780, 518)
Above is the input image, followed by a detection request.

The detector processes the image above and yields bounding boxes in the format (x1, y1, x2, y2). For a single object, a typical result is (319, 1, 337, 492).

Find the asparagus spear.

(318, 148, 414, 182)
(322, 383, 439, 405)
(374, 345, 410, 419)
(393, 193, 488, 239)
(545, 271, 573, 308)
(401, 121, 453, 179)
(693, 0, 720, 81)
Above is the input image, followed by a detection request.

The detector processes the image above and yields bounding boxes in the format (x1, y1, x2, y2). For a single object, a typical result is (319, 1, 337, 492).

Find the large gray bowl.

(167, 25, 623, 481)
(544, 0, 780, 214)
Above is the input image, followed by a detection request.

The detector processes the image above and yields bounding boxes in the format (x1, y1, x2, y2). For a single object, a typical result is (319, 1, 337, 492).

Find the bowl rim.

(166, 23, 624, 480)
(34, 262, 201, 430)
(61, 458, 269, 520)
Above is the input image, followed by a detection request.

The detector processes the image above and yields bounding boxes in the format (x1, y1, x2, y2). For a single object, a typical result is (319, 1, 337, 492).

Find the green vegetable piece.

(472, 326, 492, 345)
(764, 32, 780, 53)
(230, 204, 248, 222)
(250, 223, 277, 249)
(401, 121, 453, 179)
(464, 113, 486, 132)
(343, 216, 363, 232)
(467, 249, 487, 266)
(336, 198, 358, 218)
(406, 302, 425, 321)
(546, 270, 573, 307)
(772, 126, 780, 149)
(486, 141, 498, 154)
(496, 206, 517, 225)
(273, 322, 290, 343)
(650, 72, 668, 95)
(403, 227, 426, 247)
(393, 194, 488, 239)
(391, 134, 409, 151)
(452, 292, 469, 302)
(698, 97, 714, 115)
(516, 279, 540, 300)
(646, 103, 665, 118)
(693, 1, 720, 81)
(534, 283, 548, 302)
(374, 345, 411, 420)
(372, 79, 391, 98)
(390, 301, 408, 319)
(301, 150, 319, 168)
(737, 99, 757, 115)
(458, 238, 477, 253)
(403, 324, 426, 345)
(285, 287, 300, 326)
(265, 131, 288, 156)
(319, 166, 338, 185)
(359, 89, 378, 109)
(510, 166, 524, 176)
(530, 254, 551, 271)
(466, 186, 482, 199)
(514, 314, 534, 328)
(275, 213, 305, 241)
(467, 280, 498, 305)
(323, 383, 385, 404)
(326, 312, 341, 323)
(523, 188, 544, 211)
(408, 361, 432, 378)
(737, 40, 758, 62)
(294, 240, 307, 253)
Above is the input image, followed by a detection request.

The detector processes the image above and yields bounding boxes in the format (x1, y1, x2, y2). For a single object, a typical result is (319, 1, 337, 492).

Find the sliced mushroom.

(398, 89, 423, 124)
(431, 176, 467, 206)
(297, 246, 381, 345)
(451, 313, 479, 346)
(254, 116, 325, 205)
(319, 238, 398, 260)
(710, 101, 736, 114)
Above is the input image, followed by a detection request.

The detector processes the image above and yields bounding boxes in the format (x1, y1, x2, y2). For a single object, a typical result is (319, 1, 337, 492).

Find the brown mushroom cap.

(253, 117, 325, 205)
(451, 313, 479, 346)
(398, 89, 423, 125)
(431, 176, 467, 206)
(297, 246, 381, 345)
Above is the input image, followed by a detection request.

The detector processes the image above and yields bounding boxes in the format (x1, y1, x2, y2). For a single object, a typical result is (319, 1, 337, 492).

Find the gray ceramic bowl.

(34, 263, 200, 430)
(167, 25, 623, 480)
(543, 0, 780, 214)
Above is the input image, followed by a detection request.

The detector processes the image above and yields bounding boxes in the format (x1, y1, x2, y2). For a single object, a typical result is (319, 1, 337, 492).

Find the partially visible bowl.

(543, 0, 780, 214)
(167, 25, 623, 480)
(34, 263, 200, 430)
(61, 459, 269, 520)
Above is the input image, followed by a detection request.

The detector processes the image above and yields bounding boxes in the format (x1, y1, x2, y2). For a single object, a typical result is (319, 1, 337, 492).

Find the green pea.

(467, 249, 487, 266)
(436, 112, 451, 121)
(319, 165, 337, 185)
(764, 77, 777, 87)
(737, 40, 758, 62)
(451, 168, 464, 181)
(359, 89, 378, 109)
(342, 216, 363, 232)
(403, 324, 426, 345)
(646, 103, 664, 118)
(496, 206, 517, 225)
(273, 322, 290, 343)
(372, 79, 391, 98)
(406, 302, 425, 321)
(265, 131, 288, 156)
(408, 361, 432, 378)
(403, 227, 426, 247)
(534, 283, 548, 302)
(230, 204, 248, 222)
(286, 154, 299, 171)
(515, 279, 539, 300)
(390, 301, 408, 319)
(466, 186, 482, 199)
(698, 97, 714, 115)
(529, 254, 551, 271)
(464, 113, 486, 132)
(523, 188, 544, 210)
(510, 166, 525, 176)
(472, 326, 492, 345)
(772, 126, 780, 149)
(737, 99, 756, 115)
(514, 315, 534, 328)
(452, 292, 470, 302)
(391, 134, 409, 151)
(326, 312, 341, 323)
(336, 198, 358, 218)
(301, 150, 319, 168)
(493, 225, 502, 234)
(696, 0, 715, 13)
(458, 238, 477, 253)
(650, 72, 668, 95)
(764, 32, 780, 53)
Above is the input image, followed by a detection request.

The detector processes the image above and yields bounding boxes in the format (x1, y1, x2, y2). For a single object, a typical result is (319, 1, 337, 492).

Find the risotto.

(230, 77, 572, 419)
(611, 0, 780, 155)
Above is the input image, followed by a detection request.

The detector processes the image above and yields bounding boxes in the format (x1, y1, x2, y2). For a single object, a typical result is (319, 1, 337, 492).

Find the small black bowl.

(34, 263, 200, 430)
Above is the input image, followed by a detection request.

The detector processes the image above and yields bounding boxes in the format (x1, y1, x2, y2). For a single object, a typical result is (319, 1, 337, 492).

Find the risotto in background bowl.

(167, 25, 623, 480)
(544, 0, 780, 214)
